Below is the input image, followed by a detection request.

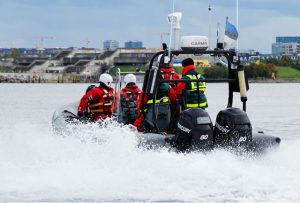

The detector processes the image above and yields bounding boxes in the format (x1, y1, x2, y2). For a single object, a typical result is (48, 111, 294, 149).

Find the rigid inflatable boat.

(52, 38, 281, 154)
(135, 41, 280, 154)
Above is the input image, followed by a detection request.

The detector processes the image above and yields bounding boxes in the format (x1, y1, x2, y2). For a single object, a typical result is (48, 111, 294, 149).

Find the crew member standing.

(176, 58, 207, 109)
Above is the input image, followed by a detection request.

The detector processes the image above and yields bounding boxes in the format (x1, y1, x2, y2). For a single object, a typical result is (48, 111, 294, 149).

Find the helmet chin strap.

(99, 82, 110, 89)
(126, 82, 135, 87)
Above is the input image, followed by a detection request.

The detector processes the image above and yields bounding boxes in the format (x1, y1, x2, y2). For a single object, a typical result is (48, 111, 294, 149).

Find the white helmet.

(124, 74, 136, 85)
(99, 73, 113, 87)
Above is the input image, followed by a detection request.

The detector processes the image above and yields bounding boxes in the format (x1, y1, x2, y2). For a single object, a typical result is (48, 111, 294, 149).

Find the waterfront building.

(272, 36, 300, 55)
(272, 43, 282, 55)
(124, 41, 143, 49)
(114, 48, 157, 66)
(281, 43, 300, 55)
(276, 36, 300, 44)
(103, 40, 119, 50)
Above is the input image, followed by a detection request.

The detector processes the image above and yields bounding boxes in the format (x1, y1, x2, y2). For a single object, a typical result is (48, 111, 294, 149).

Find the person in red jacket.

(77, 73, 114, 122)
(158, 54, 181, 130)
(158, 54, 180, 88)
(115, 74, 142, 124)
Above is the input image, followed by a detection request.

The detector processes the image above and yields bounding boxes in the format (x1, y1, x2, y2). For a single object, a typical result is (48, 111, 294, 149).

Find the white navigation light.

(167, 12, 182, 29)
(181, 36, 209, 51)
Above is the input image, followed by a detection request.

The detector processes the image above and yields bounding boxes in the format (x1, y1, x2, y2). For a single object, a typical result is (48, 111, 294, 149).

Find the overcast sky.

(0, 0, 299, 53)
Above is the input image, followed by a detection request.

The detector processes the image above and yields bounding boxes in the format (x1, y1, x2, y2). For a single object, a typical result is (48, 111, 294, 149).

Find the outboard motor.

(172, 108, 214, 151)
(214, 107, 252, 148)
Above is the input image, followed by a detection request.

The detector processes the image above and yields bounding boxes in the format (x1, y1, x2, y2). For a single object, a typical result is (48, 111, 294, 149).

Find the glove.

(77, 112, 83, 117)
(78, 110, 90, 122)
(79, 114, 90, 123)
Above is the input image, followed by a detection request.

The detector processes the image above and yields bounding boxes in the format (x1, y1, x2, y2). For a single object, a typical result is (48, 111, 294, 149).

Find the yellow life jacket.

(185, 74, 206, 92)
(184, 74, 207, 108)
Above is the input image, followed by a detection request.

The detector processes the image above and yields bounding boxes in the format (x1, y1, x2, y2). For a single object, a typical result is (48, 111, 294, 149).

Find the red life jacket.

(88, 88, 114, 115)
(161, 67, 177, 80)
(121, 85, 142, 101)
(161, 67, 180, 88)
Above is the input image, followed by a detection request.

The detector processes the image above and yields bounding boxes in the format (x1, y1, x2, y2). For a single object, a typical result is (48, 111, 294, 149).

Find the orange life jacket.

(88, 88, 114, 115)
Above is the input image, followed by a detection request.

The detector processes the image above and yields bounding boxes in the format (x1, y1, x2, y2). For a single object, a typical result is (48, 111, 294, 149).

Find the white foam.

(1, 83, 300, 202)
(0, 120, 300, 202)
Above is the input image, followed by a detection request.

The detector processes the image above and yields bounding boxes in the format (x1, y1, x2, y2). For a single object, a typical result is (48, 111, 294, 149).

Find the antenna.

(208, 4, 212, 50)
(216, 22, 223, 49)
(236, 0, 239, 59)
(168, 0, 175, 56)
(167, 12, 182, 50)
(160, 32, 170, 45)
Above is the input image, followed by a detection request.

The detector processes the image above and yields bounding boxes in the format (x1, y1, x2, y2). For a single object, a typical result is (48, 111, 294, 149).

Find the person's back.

(158, 54, 180, 88)
(161, 66, 180, 88)
(77, 73, 114, 122)
(117, 74, 142, 124)
(176, 58, 207, 110)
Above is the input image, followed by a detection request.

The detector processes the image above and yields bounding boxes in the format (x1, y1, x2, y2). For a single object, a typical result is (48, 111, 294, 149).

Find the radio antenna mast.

(208, 4, 212, 50)
(168, 0, 175, 58)
(236, 0, 239, 59)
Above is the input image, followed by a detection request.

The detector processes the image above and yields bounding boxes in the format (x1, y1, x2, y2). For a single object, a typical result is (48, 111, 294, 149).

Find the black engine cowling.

(214, 107, 252, 148)
(172, 108, 214, 151)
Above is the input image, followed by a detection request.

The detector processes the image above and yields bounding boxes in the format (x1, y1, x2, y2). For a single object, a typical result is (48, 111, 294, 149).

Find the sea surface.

(0, 83, 300, 202)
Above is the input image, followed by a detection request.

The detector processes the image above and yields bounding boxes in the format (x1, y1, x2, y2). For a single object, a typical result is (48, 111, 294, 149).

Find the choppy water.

(0, 83, 300, 202)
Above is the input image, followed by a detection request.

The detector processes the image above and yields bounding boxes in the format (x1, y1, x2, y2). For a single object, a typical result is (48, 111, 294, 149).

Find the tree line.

(200, 63, 277, 79)
(262, 55, 300, 71)
(201, 55, 300, 79)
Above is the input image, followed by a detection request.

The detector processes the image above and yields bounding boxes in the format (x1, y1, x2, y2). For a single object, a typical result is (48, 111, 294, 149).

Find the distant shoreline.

(1, 78, 300, 84)
(249, 78, 300, 83)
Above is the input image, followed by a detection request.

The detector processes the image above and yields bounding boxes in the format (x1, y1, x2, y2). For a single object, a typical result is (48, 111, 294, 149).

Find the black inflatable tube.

(52, 104, 281, 156)
(250, 133, 281, 154)
(137, 132, 281, 155)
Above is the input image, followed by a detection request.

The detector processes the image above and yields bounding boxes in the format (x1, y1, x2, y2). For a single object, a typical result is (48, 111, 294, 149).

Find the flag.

(224, 18, 239, 49)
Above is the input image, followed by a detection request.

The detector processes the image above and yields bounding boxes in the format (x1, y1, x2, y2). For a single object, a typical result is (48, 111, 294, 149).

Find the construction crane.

(37, 36, 53, 49)
(83, 39, 90, 48)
